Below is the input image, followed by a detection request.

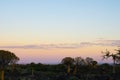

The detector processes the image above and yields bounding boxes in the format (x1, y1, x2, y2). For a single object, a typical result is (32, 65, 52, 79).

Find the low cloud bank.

(0, 40, 120, 49)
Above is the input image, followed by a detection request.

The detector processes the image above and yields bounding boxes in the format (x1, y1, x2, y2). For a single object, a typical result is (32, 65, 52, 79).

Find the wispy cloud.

(0, 40, 120, 49)
(95, 40, 120, 46)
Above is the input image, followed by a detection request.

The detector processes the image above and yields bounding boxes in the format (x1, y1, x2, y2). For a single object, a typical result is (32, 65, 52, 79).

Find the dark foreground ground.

(3, 63, 120, 80)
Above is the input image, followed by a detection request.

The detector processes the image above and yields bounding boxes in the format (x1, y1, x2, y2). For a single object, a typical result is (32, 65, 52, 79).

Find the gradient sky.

(0, 0, 120, 64)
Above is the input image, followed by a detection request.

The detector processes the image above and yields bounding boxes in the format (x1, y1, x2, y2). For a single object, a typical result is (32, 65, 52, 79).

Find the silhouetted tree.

(85, 57, 94, 66)
(0, 50, 19, 80)
(61, 57, 74, 74)
(91, 60, 98, 68)
(30, 62, 35, 76)
(74, 57, 85, 75)
(102, 49, 119, 74)
(85, 57, 97, 80)
(115, 48, 120, 64)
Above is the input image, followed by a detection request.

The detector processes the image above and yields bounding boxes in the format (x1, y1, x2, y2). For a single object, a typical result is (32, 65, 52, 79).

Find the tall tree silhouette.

(0, 50, 19, 80)
(61, 57, 74, 74)
(102, 49, 120, 74)
(115, 48, 120, 64)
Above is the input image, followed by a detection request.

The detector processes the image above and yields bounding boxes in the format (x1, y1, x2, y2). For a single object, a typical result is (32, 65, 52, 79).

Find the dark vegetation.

(0, 49, 120, 80)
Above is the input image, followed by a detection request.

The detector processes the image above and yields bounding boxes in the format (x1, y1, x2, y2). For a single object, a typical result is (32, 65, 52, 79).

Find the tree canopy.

(61, 57, 74, 66)
(0, 50, 19, 69)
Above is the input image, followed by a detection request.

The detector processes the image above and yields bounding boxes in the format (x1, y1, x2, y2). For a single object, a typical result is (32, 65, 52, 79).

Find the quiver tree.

(102, 49, 120, 74)
(61, 57, 74, 74)
(86, 57, 97, 67)
(85, 57, 94, 66)
(74, 57, 85, 75)
(30, 62, 35, 76)
(0, 50, 19, 80)
(85, 57, 97, 80)
(115, 49, 120, 64)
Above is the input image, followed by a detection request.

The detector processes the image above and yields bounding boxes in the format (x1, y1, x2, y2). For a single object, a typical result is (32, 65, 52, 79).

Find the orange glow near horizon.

(0, 45, 117, 64)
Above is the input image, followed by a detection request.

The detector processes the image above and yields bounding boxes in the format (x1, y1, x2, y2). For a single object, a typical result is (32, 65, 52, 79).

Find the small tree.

(61, 57, 74, 74)
(85, 57, 97, 80)
(85, 57, 94, 66)
(74, 57, 85, 75)
(0, 50, 19, 80)
(30, 62, 35, 76)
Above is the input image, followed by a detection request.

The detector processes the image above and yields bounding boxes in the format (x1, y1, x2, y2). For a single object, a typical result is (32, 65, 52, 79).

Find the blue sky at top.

(0, 0, 120, 44)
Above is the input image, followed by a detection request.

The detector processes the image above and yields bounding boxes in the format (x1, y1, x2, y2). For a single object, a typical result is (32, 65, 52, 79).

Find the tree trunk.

(12, 64, 14, 72)
(67, 65, 71, 74)
(73, 66, 77, 75)
(86, 74, 89, 80)
(32, 68, 34, 76)
(0, 70, 4, 80)
(113, 60, 115, 74)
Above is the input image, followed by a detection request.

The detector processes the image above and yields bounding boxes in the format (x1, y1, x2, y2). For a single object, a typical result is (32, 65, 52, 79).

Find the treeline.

(0, 49, 120, 80)
(4, 62, 120, 80)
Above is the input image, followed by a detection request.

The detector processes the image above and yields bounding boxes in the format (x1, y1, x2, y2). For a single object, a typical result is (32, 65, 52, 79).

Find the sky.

(0, 0, 120, 64)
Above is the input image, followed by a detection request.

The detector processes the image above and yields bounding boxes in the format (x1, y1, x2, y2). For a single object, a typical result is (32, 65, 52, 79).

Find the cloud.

(0, 44, 81, 49)
(95, 40, 120, 46)
(0, 40, 120, 49)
